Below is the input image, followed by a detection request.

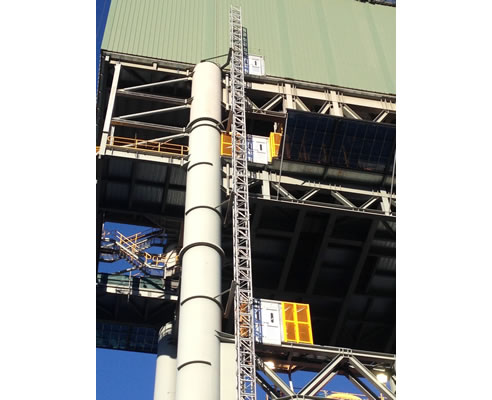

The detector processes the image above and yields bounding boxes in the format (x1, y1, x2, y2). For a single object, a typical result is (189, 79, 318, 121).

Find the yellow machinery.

(325, 394, 363, 400)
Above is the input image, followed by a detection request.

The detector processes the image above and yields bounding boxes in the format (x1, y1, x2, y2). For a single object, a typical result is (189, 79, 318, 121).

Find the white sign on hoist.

(247, 135, 269, 164)
(248, 55, 265, 76)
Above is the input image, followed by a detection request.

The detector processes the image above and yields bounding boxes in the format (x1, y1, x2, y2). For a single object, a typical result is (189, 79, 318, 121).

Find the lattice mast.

(229, 5, 257, 400)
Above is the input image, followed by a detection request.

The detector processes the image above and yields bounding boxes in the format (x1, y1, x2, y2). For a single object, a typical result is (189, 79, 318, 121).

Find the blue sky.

(96, 1, 383, 398)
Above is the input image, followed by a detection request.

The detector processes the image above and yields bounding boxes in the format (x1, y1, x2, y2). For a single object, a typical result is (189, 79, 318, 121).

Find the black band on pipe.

(187, 122, 222, 134)
(187, 116, 224, 130)
(185, 205, 222, 218)
(180, 295, 223, 310)
(177, 360, 212, 371)
(187, 161, 213, 172)
(178, 241, 225, 260)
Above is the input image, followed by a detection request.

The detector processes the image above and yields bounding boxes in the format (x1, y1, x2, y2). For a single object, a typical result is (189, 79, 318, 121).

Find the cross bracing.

(96, 52, 396, 396)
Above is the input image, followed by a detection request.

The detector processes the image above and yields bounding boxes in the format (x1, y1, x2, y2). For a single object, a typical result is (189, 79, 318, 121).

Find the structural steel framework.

(96, 50, 396, 398)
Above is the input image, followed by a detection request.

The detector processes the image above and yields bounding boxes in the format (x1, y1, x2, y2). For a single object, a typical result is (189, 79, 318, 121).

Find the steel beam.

(249, 81, 396, 114)
(117, 104, 190, 120)
(160, 166, 172, 214)
(122, 77, 191, 92)
(328, 90, 343, 117)
(318, 101, 331, 115)
(294, 97, 310, 112)
(100, 63, 121, 155)
(272, 183, 296, 201)
(111, 118, 186, 134)
(278, 209, 306, 291)
(256, 342, 395, 365)
(347, 356, 396, 400)
(256, 373, 279, 399)
(299, 189, 320, 202)
(127, 161, 138, 209)
(102, 148, 187, 166)
(298, 355, 345, 396)
(342, 104, 362, 120)
(331, 191, 356, 209)
(346, 371, 379, 400)
(260, 94, 283, 111)
(306, 214, 337, 294)
(384, 325, 396, 354)
(361, 197, 379, 210)
(256, 358, 295, 397)
(246, 171, 397, 202)
(330, 220, 378, 344)
(374, 110, 389, 123)
(103, 63, 121, 134)
(116, 90, 189, 105)
(249, 196, 395, 221)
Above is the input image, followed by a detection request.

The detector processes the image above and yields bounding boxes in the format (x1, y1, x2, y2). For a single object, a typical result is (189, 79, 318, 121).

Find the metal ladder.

(229, 5, 256, 400)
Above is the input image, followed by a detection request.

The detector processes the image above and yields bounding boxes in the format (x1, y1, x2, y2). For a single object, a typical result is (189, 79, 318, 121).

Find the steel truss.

(103, 56, 396, 124)
(222, 168, 396, 218)
(230, 5, 257, 400)
(256, 345, 396, 400)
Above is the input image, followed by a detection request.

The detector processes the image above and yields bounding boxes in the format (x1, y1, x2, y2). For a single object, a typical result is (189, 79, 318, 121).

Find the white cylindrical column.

(175, 62, 223, 400)
(153, 322, 177, 400)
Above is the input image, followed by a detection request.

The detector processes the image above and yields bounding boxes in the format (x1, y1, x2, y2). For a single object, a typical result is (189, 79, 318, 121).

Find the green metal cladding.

(102, 0, 395, 94)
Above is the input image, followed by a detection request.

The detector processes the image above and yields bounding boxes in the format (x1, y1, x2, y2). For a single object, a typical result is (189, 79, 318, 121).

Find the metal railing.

(105, 136, 188, 157)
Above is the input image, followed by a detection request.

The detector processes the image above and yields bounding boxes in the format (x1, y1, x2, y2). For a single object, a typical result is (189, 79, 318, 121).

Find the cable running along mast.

(229, 5, 256, 400)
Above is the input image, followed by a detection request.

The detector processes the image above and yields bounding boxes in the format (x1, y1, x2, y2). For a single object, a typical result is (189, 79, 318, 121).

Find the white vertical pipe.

(175, 62, 223, 400)
(153, 323, 177, 400)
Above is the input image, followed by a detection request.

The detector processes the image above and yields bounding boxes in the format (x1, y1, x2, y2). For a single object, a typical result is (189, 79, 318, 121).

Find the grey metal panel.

(374, 257, 396, 273)
(166, 189, 185, 206)
(102, 0, 395, 94)
(136, 162, 169, 184)
(169, 165, 187, 185)
(133, 184, 163, 204)
(105, 182, 130, 202)
(108, 157, 133, 178)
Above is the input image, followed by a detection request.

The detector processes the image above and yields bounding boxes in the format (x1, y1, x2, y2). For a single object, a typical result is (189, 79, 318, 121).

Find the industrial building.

(96, 1, 396, 399)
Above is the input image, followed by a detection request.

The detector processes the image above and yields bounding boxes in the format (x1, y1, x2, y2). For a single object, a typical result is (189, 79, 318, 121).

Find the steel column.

(175, 62, 223, 400)
(100, 63, 121, 155)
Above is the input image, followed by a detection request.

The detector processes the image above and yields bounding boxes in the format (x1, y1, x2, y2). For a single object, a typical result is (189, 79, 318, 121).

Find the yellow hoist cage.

(268, 132, 282, 162)
(281, 301, 313, 344)
(220, 132, 282, 162)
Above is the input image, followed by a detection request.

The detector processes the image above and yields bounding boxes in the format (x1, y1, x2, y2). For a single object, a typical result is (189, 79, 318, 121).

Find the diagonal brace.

(347, 356, 396, 400)
(256, 357, 295, 397)
(298, 355, 345, 396)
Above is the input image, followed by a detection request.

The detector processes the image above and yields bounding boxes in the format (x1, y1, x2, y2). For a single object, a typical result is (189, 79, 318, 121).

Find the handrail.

(115, 231, 179, 272)
(106, 135, 188, 157)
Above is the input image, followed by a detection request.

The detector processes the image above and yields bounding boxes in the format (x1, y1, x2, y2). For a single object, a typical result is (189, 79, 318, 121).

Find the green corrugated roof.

(102, 0, 395, 94)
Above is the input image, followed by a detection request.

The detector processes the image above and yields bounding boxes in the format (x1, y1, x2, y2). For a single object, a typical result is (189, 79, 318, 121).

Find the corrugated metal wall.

(102, 0, 395, 94)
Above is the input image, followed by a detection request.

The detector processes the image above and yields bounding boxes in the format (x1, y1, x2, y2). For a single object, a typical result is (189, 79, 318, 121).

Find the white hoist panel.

(247, 135, 269, 165)
(253, 299, 282, 345)
(248, 55, 265, 76)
